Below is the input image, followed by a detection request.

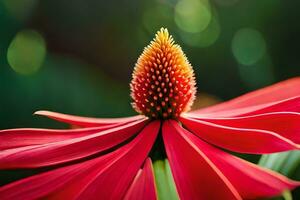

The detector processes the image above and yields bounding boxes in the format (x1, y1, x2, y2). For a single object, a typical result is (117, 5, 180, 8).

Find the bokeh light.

(7, 30, 46, 75)
(238, 55, 275, 89)
(231, 28, 266, 66)
(179, 8, 220, 48)
(174, 0, 212, 33)
(0, 1, 300, 197)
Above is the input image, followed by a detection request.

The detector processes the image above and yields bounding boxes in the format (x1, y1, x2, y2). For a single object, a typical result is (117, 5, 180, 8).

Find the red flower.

(0, 28, 299, 200)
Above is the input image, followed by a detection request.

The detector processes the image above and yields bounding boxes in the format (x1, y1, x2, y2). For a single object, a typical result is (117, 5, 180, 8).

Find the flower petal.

(190, 77, 300, 117)
(47, 121, 160, 200)
(180, 116, 299, 154)
(188, 95, 300, 118)
(162, 120, 242, 200)
(0, 119, 147, 168)
(183, 129, 300, 199)
(186, 112, 300, 144)
(0, 152, 112, 200)
(0, 121, 160, 200)
(0, 123, 125, 150)
(34, 110, 145, 127)
(124, 158, 158, 200)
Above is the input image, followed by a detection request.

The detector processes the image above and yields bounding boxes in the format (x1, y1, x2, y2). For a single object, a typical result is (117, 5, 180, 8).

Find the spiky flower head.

(130, 28, 196, 119)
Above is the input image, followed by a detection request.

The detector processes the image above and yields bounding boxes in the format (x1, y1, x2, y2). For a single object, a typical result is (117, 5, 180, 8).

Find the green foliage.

(259, 151, 300, 200)
(259, 151, 300, 176)
(153, 159, 179, 200)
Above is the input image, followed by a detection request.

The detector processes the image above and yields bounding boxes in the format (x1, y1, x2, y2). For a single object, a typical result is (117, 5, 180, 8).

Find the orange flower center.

(130, 28, 196, 119)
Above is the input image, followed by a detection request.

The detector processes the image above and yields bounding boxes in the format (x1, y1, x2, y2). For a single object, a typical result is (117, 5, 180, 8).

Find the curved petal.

(47, 121, 160, 200)
(0, 151, 113, 200)
(186, 112, 300, 144)
(162, 120, 242, 200)
(0, 123, 125, 150)
(0, 119, 147, 169)
(124, 158, 158, 200)
(188, 95, 300, 118)
(34, 110, 145, 127)
(0, 121, 160, 200)
(180, 116, 299, 154)
(191, 77, 300, 116)
(183, 129, 300, 199)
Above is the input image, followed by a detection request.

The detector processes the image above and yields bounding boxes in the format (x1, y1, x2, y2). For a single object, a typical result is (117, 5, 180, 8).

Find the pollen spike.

(130, 28, 196, 119)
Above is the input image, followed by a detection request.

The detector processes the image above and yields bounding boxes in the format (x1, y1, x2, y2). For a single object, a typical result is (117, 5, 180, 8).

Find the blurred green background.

(0, 0, 300, 198)
(1, 0, 300, 129)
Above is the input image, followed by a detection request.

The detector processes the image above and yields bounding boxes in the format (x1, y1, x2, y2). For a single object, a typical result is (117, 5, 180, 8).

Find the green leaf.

(153, 159, 179, 200)
(259, 151, 300, 176)
(282, 190, 293, 200)
(258, 151, 300, 200)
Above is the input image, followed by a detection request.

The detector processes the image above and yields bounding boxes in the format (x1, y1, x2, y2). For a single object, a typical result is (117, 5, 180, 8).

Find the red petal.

(162, 120, 242, 200)
(0, 123, 125, 150)
(180, 116, 299, 154)
(124, 158, 158, 200)
(0, 119, 147, 168)
(0, 152, 112, 200)
(190, 77, 300, 117)
(188, 96, 300, 118)
(47, 121, 160, 200)
(187, 112, 300, 144)
(0, 121, 160, 200)
(34, 110, 145, 127)
(180, 127, 300, 199)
